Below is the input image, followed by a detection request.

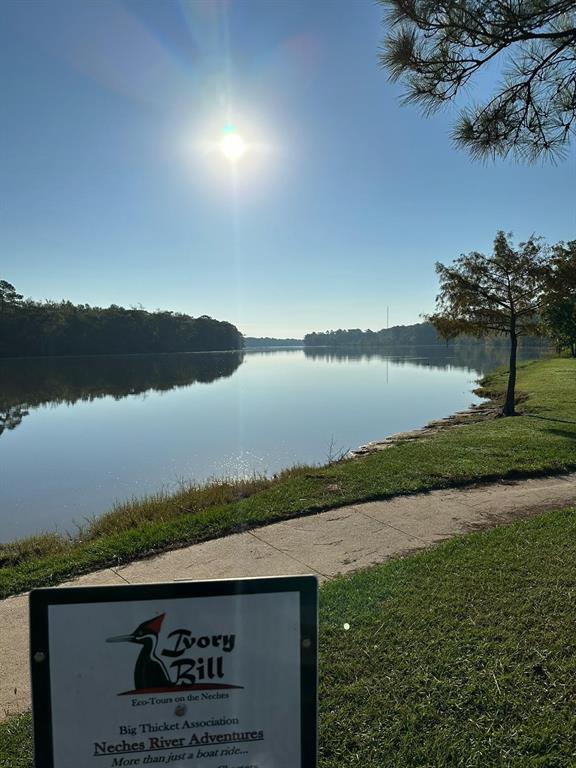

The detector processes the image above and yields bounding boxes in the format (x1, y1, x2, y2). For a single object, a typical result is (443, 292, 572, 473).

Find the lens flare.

(220, 132, 247, 161)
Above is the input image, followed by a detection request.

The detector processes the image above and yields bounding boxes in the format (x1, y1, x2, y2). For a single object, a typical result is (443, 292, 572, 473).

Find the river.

(0, 345, 546, 540)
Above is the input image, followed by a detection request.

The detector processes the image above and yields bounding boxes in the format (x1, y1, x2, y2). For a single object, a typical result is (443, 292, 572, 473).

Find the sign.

(30, 575, 317, 768)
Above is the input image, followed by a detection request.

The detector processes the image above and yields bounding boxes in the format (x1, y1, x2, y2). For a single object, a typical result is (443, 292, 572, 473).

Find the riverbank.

(3, 470, 575, 722)
(353, 393, 502, 454)
(1, 357, 575, 599)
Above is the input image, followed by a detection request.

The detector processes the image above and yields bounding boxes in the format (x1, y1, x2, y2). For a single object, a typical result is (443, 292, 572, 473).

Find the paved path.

(2, 472, 576, 720)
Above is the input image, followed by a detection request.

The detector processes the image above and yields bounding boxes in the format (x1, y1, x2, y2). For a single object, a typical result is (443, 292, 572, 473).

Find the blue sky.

(1, 0, 575, 337)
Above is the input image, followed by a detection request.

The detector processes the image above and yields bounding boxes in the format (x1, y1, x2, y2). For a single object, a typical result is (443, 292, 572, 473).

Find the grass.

(3, 506, 576, 766)
(0, 713, 32, 768)
(0, 357, 574, 599)
(318, 505, 576, 766)
(0, 474, 298, 570)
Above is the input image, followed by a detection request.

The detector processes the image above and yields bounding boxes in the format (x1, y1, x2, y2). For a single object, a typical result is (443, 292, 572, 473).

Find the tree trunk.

(571, 341, 576, 358)
(502, 330, 518, 416)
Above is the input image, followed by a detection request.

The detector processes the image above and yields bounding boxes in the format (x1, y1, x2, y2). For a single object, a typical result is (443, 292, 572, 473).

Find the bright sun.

(219, 132, 247, 161)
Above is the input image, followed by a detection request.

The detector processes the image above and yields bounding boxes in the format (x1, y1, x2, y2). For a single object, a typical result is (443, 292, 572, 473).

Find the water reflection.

(0, 352, 244, 437)
(0, 345, 552, 539)
(303, 344, 549, 372)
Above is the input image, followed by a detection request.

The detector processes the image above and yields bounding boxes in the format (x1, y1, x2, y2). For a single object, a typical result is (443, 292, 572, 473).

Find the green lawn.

(3, 506, 576, 766)
(0, 357, 575, 599)
(319, 507, 576, 767)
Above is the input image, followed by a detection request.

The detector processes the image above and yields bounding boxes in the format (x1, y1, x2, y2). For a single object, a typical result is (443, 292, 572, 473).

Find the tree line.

(244, 337, 303, 348)
(306, 234, 575, 417)
(0, 283, 243, 357)
(304, 324, 426, 346)
(305, 238, 575, 364)
(304, 324, 549, 350)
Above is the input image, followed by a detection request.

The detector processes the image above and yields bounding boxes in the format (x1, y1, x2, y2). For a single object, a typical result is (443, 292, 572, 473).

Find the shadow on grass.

(525, 413, 576, 425)
(545, 428, 576, 440)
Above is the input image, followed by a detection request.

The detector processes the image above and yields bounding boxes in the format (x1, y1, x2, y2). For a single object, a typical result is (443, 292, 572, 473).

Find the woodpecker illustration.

(107, 613, 172, 690)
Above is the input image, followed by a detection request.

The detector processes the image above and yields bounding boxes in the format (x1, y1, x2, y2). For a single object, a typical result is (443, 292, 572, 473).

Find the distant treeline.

(0, 293, 243, 358)
(304, 322, 550, 349)
(244, 337, 303, 348)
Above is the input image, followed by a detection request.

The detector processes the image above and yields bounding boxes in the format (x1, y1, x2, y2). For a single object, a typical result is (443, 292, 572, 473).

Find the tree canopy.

(0, 285, 243, 358)
(379, 0, 576, 161)
(543, 240, 576, 355)
(0, 280, 23, 312)
(429, 231, 549, 415)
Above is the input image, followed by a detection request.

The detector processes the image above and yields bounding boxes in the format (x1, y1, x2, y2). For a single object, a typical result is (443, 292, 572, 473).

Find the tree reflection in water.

(0, 352, 244, 437)
(303, 343, 548, 372)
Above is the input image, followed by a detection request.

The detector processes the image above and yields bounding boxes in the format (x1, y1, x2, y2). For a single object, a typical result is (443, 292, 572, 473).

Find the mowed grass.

(319, 506, 576, 767)
(3, 506, 576, 767)
(0, 357, 574, 599)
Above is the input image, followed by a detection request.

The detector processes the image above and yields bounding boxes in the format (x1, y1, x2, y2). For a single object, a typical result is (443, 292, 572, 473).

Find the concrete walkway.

(1, 472, 576, 720)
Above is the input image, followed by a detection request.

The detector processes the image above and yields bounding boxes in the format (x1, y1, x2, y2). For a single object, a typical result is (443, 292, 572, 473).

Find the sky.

(1, 0, 575, 338)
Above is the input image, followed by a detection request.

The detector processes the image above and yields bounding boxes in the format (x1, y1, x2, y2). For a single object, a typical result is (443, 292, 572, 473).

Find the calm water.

(0, 346, 544, 541)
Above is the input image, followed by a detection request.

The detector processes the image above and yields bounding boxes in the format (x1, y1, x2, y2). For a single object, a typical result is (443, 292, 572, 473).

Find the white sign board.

(30, 576, 317, 768)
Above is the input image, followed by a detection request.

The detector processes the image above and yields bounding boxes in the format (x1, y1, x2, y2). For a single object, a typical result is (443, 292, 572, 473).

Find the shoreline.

(2, 378, 493, 545)
(1, 356, 493, 544)
(352, 393, 500, 455)
(0, 358, 574, 600)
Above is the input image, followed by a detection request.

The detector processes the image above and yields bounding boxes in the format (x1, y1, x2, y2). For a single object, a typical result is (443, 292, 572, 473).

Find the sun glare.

(220, 132, 247, 161)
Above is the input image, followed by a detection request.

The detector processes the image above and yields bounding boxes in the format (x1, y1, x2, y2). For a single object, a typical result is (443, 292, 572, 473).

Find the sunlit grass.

(0, 470, 307, 567)
(87, 475, 276, 538)
(318, 506, 576, 766)
(0, 532, 71, 570)
(0, 467, 311, 574)
(0, 710, 32, 767)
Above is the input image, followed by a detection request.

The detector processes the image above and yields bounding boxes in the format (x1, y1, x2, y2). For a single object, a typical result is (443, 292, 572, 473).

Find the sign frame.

(30, 574, 318, 768)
